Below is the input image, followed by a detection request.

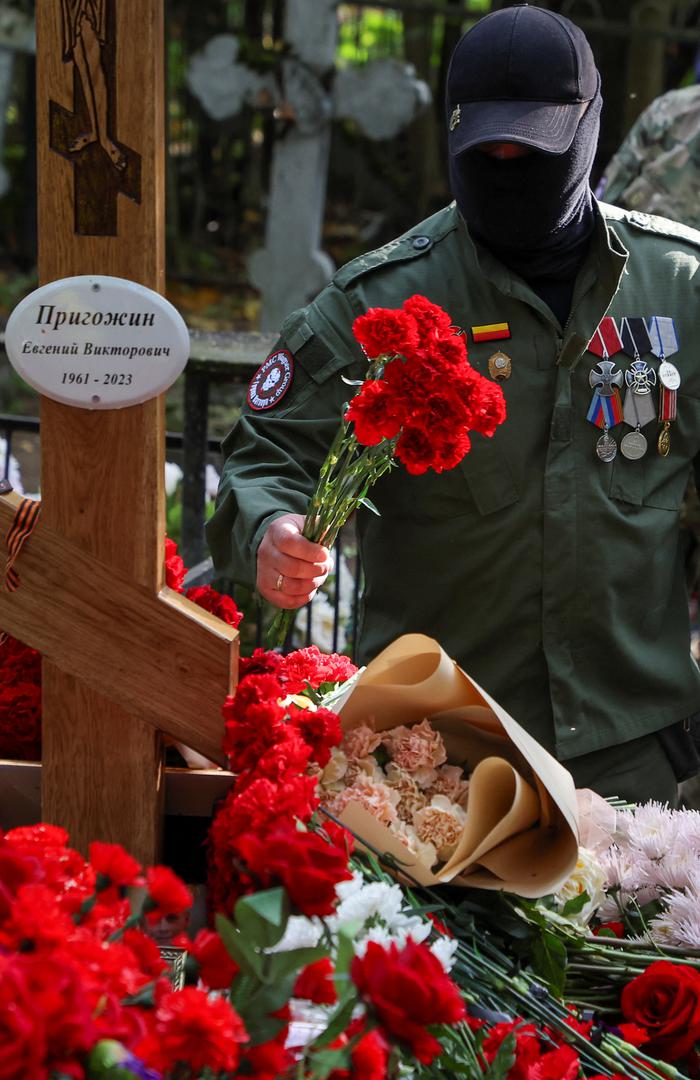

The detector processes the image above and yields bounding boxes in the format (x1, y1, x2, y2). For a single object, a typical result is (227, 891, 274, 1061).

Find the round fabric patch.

(247, 349, 294, 410)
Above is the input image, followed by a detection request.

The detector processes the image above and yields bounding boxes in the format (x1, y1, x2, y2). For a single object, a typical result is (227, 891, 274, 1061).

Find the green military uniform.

(208, 200, 700, 802)
(599, 86, 700, 229)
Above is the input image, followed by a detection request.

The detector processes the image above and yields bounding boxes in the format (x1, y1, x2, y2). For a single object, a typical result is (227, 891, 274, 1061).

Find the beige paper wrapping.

(336, 634, 579, 897)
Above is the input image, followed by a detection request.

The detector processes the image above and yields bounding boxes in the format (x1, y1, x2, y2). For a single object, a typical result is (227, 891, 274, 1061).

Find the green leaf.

(234, 887, 290, 950)
(531, 930, 568, 996)
(358, 496, 381, 516)
(266, 944, 329, 981)
(560, 890, 590, 918)
(216, 913, 264, 979)
(334, 921, 363, 977)
(310, 990, 358, 1049)
(305, 1045, 354, 1079)
(483, 1031, 517, 1080)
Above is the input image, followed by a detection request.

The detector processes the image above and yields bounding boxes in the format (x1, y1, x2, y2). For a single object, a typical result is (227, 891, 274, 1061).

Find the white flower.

(165, 460, 183, 495)
(430, 935, 459, 971)
(268, 915, 322, 953)
(625, 802, 677, 861)
(0, 439, 23, 493)
(553, 847, 607, 926)
(205, 463, 220, 500)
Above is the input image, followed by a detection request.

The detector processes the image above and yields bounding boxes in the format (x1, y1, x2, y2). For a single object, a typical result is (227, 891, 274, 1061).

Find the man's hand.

(257, 513, 334, 609)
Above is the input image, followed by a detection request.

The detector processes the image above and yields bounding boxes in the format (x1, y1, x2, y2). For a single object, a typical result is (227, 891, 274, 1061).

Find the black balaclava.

(449, 80, 602, 292)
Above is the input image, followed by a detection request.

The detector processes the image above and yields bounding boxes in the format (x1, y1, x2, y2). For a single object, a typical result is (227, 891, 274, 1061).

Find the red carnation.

(394, 423, 441, 476)
(526, 1044, 580, 1080)
(144, 866, 192, 923)
(294, 957, 338, 1005)
(328, 1018, 390, 1080)
(190, 928, 239, 991)
(164, 537, 185, 592)
(352, 307, 420, 359)
(290, 705, 342, 767)
(89, 841, 143, 888)
(145, 986, 247, 1074)
(351, 938, 465, 1064)
(402, 294, 454, 339)
(0, 955, 46, 1077)
(345, 380, 402, 446)
(186, 584, 243, 628)
(279, 645, 357, 692)
(483, 1020, 541, 1080)
(236, 821, 353, 917)
(621, 960, 700, 1062)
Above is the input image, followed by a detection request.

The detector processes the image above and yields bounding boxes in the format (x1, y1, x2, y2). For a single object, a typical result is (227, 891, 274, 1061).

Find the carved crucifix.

(0, 0, 237, 864)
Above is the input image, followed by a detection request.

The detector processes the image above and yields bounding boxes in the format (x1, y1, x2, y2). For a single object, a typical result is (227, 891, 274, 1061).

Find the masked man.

(208, 5, 700, 804)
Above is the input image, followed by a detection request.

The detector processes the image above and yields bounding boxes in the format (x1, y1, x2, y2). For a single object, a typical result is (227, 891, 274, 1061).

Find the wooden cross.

(0, 0, 237, 865)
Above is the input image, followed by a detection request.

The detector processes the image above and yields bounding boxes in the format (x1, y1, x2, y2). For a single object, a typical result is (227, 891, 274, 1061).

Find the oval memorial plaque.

(5, 275, 190, 410)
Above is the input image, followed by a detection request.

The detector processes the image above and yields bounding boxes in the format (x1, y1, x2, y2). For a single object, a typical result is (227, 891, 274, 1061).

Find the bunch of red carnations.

(0, 824, 248, 1080)
(268, 293, 506, 646)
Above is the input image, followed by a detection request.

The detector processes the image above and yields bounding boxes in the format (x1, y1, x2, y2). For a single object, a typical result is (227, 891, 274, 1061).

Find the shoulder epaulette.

(333, 205, 459, 291)
(601, 202, 700, 249)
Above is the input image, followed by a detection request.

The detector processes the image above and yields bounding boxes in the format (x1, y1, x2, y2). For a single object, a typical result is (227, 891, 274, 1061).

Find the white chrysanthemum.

(600, 844, 649, 892)
(430, 935, 459, 972)
(553, 847, 607, 925)
(655, 888, 700, 948)
(648, 843, 700, 891)
(356, 917, 432, 956)
(625, 802, 677, 860)
(329, 880, 408, 931)
(268, 914, 322, 953)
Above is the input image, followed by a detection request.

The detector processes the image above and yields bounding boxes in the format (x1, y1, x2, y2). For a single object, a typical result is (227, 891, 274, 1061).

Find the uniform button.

(412, 235, 431, 251)
(629, 211, 649, 227)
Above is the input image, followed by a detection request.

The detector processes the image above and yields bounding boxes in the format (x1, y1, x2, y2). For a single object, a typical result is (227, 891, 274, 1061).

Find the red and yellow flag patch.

(471, 322, 511, 343)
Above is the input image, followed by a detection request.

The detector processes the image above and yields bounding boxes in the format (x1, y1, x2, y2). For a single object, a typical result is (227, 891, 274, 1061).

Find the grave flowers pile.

(3, 550, 700, 1077)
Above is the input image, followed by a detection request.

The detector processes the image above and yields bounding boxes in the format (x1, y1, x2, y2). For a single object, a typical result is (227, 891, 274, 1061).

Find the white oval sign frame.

(4, 275, 190, 410)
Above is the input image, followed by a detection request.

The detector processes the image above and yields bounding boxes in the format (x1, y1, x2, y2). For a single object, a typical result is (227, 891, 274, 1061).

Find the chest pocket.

(607, 392, 700, 510)
(373, 434, 519, 520)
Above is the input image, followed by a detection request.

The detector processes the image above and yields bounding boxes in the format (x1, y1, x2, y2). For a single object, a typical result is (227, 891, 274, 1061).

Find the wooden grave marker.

(0, 0, 237, 864)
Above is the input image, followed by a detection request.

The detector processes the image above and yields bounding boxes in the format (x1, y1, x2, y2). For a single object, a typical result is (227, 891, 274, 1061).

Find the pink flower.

(383, 719, 447, 773)
(329, 777, 401, 826)
(342, 724, 382, 761)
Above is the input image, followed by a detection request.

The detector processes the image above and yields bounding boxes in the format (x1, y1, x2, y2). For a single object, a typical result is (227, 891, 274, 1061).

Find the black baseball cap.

(447, 4, 598, 157)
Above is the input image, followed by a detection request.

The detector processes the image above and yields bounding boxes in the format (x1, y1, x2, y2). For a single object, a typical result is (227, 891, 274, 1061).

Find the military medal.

(587, 360, 624, 462)
(647, 316, 680, 457)
(488, 351, 512, 380)
(586, 319, 626, 462)
(587, 315, 623, 359)
(619, 317, 656, 459)
(620, 429, 648, 460)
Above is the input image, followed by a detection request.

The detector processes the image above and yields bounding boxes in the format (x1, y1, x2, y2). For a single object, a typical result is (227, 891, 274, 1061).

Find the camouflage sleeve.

(596, 101, 662, 206)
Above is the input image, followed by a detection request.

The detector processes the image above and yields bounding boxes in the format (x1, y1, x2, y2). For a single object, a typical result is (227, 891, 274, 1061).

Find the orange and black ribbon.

(3, 496, 41, 593)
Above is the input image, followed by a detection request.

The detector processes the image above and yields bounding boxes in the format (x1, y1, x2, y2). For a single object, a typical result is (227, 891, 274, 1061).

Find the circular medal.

(595, 432, 617, 462)
(658, 360, 681, 391)
(658, 423, 671, 458)
(488, 351, 512, 381)
(620, 430, 648, 460)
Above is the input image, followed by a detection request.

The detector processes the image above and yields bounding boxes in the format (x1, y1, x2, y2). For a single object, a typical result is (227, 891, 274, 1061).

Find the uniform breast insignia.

(487, 350, 512, 380)
(587, 361, 624, 462)
(619, 317, 656, 459)
(449, 105, 461, 131)
(648, 316, 680, 457)
(247, 349, 295, 411)
(587, 315, 623, 359)
(585, 318, 625, 462)
(471, 322, 511, 343)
